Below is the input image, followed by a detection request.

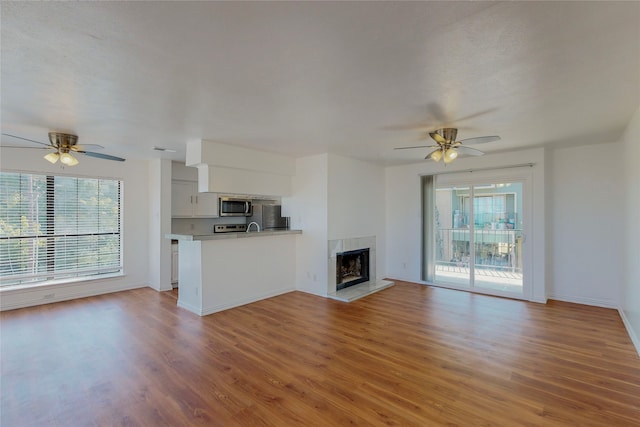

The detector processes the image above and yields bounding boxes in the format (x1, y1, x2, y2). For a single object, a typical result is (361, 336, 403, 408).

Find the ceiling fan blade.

(0, 145, 53, 150)
(459, 135, 501, 145)
(456, 145, 485, 156)
(453, 107, 500, 123)
(71, 144, 104, 152)
(1, 133, 51, 147)
(394, 145, 435, 150)
(429, 132, 447, 145)
(81, 151, 126, 162)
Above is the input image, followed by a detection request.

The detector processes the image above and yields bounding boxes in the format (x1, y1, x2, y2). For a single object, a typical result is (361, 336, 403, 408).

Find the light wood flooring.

(1, 281, 639, 426)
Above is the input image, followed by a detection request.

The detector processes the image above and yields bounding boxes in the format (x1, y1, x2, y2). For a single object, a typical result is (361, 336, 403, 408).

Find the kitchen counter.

(166, 229, 302, 241)
(166, 230, 300, 316)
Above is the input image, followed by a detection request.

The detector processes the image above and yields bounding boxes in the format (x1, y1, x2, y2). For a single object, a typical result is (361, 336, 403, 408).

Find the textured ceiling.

(1, 1, 639, 165)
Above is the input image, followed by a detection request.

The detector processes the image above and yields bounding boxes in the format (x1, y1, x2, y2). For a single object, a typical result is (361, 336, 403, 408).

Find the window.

(0, 172, 122, 287)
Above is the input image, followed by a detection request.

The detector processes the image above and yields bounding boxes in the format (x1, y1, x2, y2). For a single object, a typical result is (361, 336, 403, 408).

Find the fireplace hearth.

(336, 248, 370, 291)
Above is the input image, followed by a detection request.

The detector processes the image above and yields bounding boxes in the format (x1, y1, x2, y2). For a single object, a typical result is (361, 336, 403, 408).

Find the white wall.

(546, 143, 624, 307)
(288, 153, 386, 296)
(0, 148, 150, 310)
(385, 148, 546, 302)
(620, 105, 640, 353)
(148, 159, 172, 291)
(287, 154, 329, 296)
(384, 161, 424, 283)
(327, 153, 386, 283)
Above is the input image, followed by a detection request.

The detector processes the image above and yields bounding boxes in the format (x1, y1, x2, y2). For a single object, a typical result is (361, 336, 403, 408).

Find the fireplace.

(336, 248, 370, 291)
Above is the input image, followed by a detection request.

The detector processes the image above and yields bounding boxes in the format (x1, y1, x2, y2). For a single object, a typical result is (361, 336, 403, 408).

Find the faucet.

(246, 222, 260, 232)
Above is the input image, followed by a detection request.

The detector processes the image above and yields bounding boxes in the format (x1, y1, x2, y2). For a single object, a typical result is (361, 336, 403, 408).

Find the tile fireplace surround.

(328, 236, 393, 302)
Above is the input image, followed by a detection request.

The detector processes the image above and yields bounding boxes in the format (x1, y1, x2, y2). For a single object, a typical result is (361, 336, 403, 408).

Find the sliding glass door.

(425, 169, 530, 299)
(471, 182, 523, 294)
(434, 185, 471, 288)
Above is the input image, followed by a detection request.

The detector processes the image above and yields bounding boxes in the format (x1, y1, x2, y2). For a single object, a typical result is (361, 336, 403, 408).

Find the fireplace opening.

(336, 248, 370, 291)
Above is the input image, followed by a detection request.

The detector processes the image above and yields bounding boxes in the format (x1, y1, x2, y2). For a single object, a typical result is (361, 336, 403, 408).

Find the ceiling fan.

(395, 128, 500, 164)
(1, 132, 125, 166)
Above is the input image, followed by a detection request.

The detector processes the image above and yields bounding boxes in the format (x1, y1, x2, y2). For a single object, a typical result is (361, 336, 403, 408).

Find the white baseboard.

(199, 286, 295, 316)
(618, 308, 640, 358)
(547, 294, 638, 357)
(177, 299, 202, 316)
(385, 273, 418, 283)
(547, 293, 618, 309)
(295, 288, 328, 298)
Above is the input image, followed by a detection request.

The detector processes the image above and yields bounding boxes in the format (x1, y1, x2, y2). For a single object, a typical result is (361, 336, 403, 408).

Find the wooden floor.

(1, 282, 639, 426)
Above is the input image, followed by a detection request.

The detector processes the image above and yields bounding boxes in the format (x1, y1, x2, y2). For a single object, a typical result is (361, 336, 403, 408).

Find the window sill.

(0, 272, 124, 293)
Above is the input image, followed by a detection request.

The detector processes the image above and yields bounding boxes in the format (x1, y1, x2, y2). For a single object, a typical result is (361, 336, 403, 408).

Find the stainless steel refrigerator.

(252, 204, 289, 230)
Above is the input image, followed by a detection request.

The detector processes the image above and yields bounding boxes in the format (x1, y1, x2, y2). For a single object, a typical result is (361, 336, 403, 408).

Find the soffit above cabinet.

(197, 165, 291, 197)
(186, 140, 294, 197)
(186, 140, 295, 176)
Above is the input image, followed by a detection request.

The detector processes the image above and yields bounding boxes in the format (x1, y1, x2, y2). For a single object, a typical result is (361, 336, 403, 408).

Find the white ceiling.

(1, 1, 639, 166)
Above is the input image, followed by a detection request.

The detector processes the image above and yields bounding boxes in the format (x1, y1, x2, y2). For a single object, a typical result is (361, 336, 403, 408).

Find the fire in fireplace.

(336, 248, 370, 291)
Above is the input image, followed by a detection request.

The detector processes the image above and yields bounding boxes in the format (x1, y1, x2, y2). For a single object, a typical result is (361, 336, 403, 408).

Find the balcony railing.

(435, 227, 523, 274)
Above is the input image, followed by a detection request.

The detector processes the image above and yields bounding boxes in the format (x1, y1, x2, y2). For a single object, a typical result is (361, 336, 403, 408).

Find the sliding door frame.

(422, 167, 533, 301)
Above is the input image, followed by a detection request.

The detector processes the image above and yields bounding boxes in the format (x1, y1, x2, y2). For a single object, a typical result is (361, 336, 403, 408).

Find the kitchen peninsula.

(166, 230, 302, 316)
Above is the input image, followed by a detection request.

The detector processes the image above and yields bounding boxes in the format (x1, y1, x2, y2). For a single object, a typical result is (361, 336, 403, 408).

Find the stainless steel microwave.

(219, 197, 253, 217)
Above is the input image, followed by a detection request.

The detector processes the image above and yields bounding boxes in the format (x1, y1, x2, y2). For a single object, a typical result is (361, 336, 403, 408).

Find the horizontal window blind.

(0, 172, 122, 287)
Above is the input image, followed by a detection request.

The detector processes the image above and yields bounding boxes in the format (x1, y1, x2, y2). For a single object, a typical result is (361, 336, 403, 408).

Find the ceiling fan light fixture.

(44, 152, 60, 164)
(444, 147, 458, 164)
(60, 152, 79, 166)
(430, 149, 443, 162)
(395, 127, 500, 164)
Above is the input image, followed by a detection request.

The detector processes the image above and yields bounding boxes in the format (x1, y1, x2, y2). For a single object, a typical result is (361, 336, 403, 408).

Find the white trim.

(199, 287, 294, 316)
(295, 288, 329, 298)
(547, 293, 618, 309)
(619, 308, 640, 358)
(387, 274, 425, 284)
(0, 279, 147, 311)
(177, 299, 202, 316)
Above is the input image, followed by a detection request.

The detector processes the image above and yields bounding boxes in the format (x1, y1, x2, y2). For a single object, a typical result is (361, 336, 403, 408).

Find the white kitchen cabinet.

(171, 180, 218, 217)
(172, 180, 195, 217)
(193, 191, 218, 217)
